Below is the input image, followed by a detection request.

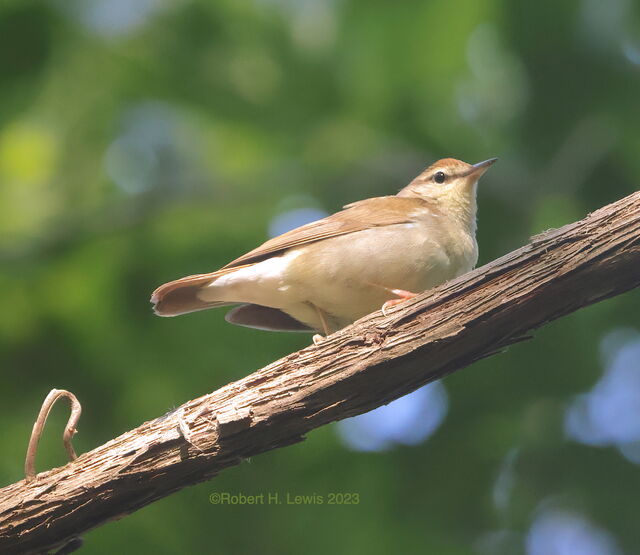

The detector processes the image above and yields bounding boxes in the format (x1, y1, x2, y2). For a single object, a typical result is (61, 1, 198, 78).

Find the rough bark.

(1, 190, 640, 554)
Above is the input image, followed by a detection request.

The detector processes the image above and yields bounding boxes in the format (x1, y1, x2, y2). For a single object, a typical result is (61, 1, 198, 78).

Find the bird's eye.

(434, 171, 446, 184)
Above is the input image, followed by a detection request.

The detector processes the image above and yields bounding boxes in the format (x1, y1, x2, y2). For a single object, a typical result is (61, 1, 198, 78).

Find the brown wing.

(222, 196, 432, 269)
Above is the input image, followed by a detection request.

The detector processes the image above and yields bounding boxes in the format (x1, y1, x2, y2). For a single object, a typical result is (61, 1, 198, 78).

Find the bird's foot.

(381, 289, 418, 316)
(311, 303, 330, 345)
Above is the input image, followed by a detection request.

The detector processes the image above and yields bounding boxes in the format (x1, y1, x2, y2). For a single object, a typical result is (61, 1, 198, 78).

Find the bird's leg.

(381, 288, 419, 316)
(312, 304, 330, 345)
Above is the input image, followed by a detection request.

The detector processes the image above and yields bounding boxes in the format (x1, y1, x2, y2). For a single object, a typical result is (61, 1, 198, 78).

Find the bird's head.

(398, 157, 497, 207)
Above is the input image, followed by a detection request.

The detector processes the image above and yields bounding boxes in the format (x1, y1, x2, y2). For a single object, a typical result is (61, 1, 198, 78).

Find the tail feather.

(151, 266, 250, 316)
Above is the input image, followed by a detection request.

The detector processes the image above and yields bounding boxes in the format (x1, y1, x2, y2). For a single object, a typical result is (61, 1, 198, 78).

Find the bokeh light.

(53, 0, 167, 38)
(565, 328, 640, 463)
(337, 382, 449, 452)
(105, 102, 175, 195)
(526, 509, 621, 555)
(0, 121, 59, 251)
(268, 207, 329, 237)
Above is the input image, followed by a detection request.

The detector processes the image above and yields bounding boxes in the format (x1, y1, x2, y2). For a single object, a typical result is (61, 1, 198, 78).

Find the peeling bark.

(1, 190, 640, 554)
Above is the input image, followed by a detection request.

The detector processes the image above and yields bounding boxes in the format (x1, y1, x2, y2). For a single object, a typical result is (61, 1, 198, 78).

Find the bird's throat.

(441, 183, 478, 236)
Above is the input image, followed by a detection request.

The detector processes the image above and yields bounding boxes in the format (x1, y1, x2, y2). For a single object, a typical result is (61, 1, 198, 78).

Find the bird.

(151, 157, 496, 341)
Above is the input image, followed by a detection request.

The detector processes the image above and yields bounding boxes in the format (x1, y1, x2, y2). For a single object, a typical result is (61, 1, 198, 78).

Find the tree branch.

(2, 190, 640, 554)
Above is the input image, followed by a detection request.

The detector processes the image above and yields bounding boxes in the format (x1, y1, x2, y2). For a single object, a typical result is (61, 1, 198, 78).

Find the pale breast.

(283, 220, 477, 326)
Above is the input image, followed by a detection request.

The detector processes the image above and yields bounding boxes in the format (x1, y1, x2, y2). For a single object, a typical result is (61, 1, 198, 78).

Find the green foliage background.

(1, 0, 639, 553)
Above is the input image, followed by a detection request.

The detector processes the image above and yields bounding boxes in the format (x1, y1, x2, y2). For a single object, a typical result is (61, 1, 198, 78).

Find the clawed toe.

(312, 334, 325, 345)
(382, 298, 402, 316)
(382, 301, 391, 317)
(381, 289, 419, 316)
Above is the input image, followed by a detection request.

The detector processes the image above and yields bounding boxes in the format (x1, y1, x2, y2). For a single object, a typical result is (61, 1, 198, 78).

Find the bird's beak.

(464, 157, 498, 178)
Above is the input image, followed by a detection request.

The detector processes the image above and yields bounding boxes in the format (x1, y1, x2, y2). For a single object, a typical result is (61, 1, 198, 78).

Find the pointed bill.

(464, 157, 498, 178)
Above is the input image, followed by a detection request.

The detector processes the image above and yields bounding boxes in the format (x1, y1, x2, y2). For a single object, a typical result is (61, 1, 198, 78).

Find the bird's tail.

(150, 266, 249, 316)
